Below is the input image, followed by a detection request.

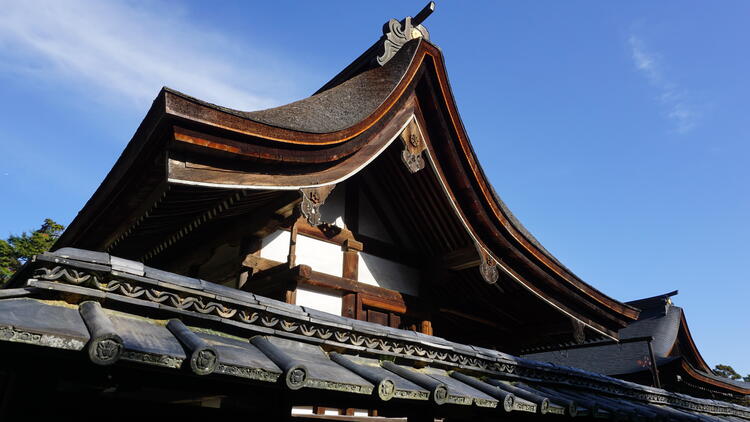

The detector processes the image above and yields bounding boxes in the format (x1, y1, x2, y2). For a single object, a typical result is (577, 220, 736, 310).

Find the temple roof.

(524, 292, 750, 397)
(3, 248, 749, 421)
(53, 16, 638, 342)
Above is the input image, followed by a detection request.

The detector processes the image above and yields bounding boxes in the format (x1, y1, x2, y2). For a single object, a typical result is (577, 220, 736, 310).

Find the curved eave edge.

(420, 43, 639, 324)
(162, 39, 424, 146)
(679, 359, 750, 395)
(54, 90, 171, 250)
(677, 312, 714, 373)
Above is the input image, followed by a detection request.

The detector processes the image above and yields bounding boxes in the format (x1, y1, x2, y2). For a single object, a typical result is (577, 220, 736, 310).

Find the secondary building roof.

(524, 292, 750, 399)
(2, 248, 749, 421)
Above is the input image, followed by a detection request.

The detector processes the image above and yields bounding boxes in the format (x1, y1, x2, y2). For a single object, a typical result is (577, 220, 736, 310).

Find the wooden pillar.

(284, 218, 301, 303)
(420, 320, 433, 336)
(237, 237, 261, 289)
(285, 289, 297, 305)
(355, 294, 366, 321)
(341, 238, 363, 280)
(341, 237, 363, 317)
(342, 293, 356, 319)
(342, 249, 358, 280)
(288, 218, 300, 267)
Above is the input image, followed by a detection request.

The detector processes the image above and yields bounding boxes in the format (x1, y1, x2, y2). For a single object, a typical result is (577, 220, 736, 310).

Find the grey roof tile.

(201, 280, 257, 304)
(144, 266, 202, 290)
(50, 247, 111, 265)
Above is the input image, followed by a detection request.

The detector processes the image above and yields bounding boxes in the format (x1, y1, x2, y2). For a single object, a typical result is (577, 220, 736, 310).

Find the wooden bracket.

(299, 185, 335, 226)
(400, 118, 427, 173)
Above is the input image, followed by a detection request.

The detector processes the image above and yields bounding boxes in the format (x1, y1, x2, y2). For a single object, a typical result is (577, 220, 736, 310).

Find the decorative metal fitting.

(400, 118, 427, 173)
(475, 243, 499, 284)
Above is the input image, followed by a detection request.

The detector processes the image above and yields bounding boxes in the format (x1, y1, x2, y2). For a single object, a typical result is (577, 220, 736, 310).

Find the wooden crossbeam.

(437, 245, 480, 271)
(242, 264, 312, 297)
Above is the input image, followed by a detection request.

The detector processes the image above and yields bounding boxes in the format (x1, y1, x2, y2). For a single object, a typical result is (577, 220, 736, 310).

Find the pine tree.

(0, 219, 64, 285)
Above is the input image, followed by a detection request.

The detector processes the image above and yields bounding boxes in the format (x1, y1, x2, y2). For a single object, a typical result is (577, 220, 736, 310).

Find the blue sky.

(0, 1, 748, 374)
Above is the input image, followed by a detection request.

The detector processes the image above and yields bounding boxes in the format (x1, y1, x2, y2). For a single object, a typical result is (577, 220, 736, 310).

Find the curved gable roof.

(56, 32, 638, 340)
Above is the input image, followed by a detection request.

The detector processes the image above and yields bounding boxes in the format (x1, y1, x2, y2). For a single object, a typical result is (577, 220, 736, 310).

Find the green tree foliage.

(714, 364, 750, 382)
(0, 218, 64, 285)
(715, 364, 742, 380)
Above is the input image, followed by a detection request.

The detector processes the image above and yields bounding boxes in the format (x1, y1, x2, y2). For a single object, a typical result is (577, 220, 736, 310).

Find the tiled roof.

(2, 248, 748, 421)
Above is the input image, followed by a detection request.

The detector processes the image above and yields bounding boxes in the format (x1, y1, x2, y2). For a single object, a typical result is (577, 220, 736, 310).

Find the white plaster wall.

(291, 407, 313, 415)
(259, 230, 290, 262)
(260, 231, 344, 278)
(295, 287, 343, 316)
(295, 234, 343, 277)
(320, 184, 346, 228)
(358, 252, 420, 296)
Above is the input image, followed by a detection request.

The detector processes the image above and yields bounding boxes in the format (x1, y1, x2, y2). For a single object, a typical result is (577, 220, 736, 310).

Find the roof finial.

(412, 1, 436, 27)
(377, 2, 435, 66)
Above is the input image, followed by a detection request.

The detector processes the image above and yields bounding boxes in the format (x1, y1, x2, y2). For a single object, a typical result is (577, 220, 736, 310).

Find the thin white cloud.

(0, 0, 296, 111)
(628, 35, 698, 134)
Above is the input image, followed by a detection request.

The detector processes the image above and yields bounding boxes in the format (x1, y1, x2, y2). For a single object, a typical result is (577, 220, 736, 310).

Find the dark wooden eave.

(677, 359, 750, 397)
(671, 309, 750, 396)
(55, 36, 638, 340)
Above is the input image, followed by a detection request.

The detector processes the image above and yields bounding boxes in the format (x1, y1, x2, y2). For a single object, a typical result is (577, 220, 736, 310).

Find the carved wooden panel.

(299, 185, 336, 226)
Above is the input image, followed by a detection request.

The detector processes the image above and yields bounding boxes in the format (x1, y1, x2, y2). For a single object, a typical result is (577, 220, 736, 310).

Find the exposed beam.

(242, 255, 284, 273)
(437, 245, 480, 271)
(241, 255, 409, 313)
(302, 270, 407, 313)
(242, 264, 312, 297)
